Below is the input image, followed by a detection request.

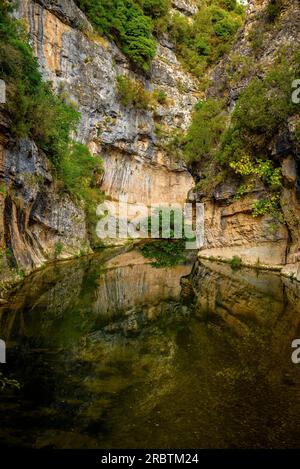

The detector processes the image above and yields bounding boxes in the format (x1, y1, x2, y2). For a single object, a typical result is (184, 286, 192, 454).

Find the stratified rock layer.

(189, 0, 300, 275)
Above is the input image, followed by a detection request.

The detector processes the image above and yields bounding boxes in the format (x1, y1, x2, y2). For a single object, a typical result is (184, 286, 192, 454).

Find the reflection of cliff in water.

(0, 250, 192, 344)
(1, 253, 300, 449)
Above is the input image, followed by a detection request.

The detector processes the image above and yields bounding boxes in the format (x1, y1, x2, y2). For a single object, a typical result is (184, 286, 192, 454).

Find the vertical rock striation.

(0, 0, 199, 284)
(189, 0, 300, 275)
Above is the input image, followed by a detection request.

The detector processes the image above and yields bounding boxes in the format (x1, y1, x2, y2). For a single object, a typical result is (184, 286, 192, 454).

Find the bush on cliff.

(0, 2, 79, 166)
(0, 3, 104, 240)
(116, 75, 154, 109)
(75, 0, 158, 72)
(167, 0, 244, 77)
(184, 99, 228, 163)
(266, 0, 283, 22)
(220, 58, 298, 166)
(184, 51, 300, 216)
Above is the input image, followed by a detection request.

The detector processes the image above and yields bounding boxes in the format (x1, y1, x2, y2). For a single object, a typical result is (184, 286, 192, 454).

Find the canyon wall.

(0, 0, 197, 285)
(15, 0, 196, 208)
(189, 0, 300, 277)
(1, 0, 299, 286)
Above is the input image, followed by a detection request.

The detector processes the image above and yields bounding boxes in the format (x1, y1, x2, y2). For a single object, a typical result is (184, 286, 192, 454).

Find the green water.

(1, 249, 300, 449)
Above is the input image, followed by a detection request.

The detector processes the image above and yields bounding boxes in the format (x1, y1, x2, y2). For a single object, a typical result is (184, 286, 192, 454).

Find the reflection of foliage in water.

(1, 254, 300, 448)
(0, 372, 21, 392)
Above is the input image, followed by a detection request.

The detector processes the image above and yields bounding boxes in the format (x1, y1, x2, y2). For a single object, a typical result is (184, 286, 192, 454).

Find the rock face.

(0, 126, 89, 280)
(189, 181, 288, 266)
(0, 0, 198, 283)
(2, 0, 299, 283)
(15, 0, 196, 208)
(189, 0, 300, 274)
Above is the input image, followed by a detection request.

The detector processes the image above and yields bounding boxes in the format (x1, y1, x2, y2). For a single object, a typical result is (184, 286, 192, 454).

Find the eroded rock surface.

(189, 0, 300, 273)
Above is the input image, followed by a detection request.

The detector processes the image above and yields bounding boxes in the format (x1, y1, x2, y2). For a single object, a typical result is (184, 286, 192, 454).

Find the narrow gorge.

(1, 0, 300, 452)
(0, 0, 197, 289)
(0, 0, 299, 289)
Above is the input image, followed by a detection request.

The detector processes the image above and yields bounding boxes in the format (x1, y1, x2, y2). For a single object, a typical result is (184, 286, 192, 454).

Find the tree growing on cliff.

(75, 0, 157, 72)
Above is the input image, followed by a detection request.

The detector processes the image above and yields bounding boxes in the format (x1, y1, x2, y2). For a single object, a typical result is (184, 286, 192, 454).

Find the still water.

(1, 248, 300, 448)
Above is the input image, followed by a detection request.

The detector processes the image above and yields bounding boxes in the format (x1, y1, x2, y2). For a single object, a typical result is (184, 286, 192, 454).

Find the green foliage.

(252, 194, 282, 219)
(0, 3, 79, 166)
(230, 255, 242, 270)
(266, 0, 283, 22)
(140, 240, 186, 267)
(229, 156, 282, 189)
(75, 0, 158, 72)
(116, 75, 153, 109)
(184, 99, 227, 163)
(247, 25, 265, 54)
(59, 143, 104, 244)
(155, 88, 167, 105)
(216, 59, 299, 215)
(218, 57, 299, 212)
(77, 0, 243, 77)
(54, 242, 64, 258)
(227, 64, 296, 142)
(167, 0, 244, 77)
(146, 206, 187, 239)
(184, 49, 300, 219)
(225, 53, 256, 85)
(59, 143, 103, 201)
(0, 372, 21, 392)
(139, 0, 170, 18)
(140, 206, 195, 267)
(0, 183, 7, 196)
(17, 269, 26, 280)
(116, 75, 168, 109)
(0, 5, 105, 244)
(216, 0, 238, 11)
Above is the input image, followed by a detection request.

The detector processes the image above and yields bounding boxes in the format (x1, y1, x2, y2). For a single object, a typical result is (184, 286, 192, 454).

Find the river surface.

(1, 248, 300, 449)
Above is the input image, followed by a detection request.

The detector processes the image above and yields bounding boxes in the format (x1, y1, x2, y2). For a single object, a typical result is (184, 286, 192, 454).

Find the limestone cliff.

(15, 0, 196, 207)
(0, 116, 89, 285)
(1, 0, 299, 287)
(189, 0, 300, 277)
(0, 0, 197, 286)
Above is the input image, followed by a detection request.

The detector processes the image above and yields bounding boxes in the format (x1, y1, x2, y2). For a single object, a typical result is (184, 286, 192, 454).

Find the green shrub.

(195, 38, 211, 56)
(59, 143, 104, 243)
(140, 206, 191, 267)
(167, 1, 244, 77)
(0, 183, 7, 196)
(155, 88, 168, 105)
(230, 65, 295, 140)
(184, 49, 300, 219)
(213, 15, 238, 38)
(75, 0, 243, 78)
(184, 99, 228, 163)
(252, 194, 282, 219)
(230, 255, 242, 270)
(229, 156, 282, 189)
(59, 143, 103, 199)
(116, 75, 154, 109)
(217, 61, 298, 217)
(54, 242, 64, 258)
(140, 0, 170, 18)
(266, 0, 283, 22)
(0, 2, 80, 166)
(218, 59, 299, 190)
(140, 240, 187, 267)
(216, 0, 237, 11)
(75, 0, 157, 72)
